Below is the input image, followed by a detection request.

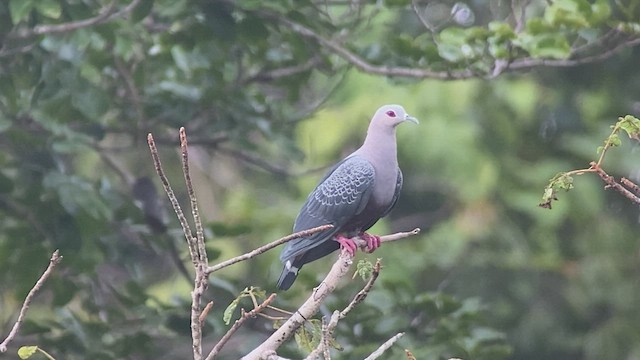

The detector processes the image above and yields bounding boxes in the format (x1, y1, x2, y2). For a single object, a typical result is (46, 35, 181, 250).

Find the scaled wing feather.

(279, 156, 375, 261)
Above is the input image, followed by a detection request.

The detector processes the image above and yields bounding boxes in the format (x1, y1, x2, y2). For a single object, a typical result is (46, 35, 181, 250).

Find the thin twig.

(621, 177, 640, 196)
(199, 301, 214, 323)
(411, 0, 437, 33)
(242, 229, 421, 360)
(306, 259, 383, 359)
(341, 259, 381, 315)
(206, 224, 334, 274)
(147, 133, 199, 266)
(0, 250, 63, 353)
(593, 164, 640, 206)
(180, 128, 208, 265)
(363, 332, 405, 360)
(148, 131, 208, 360)
(205, 294, 277, 360)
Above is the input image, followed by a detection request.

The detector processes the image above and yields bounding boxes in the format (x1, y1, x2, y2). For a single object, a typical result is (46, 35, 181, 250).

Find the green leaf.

(223, 298, 240, 325)
(42, 172, 112, 220)
(545, 0, 591, 28)
(131, 0, 154, 23)
(9, 0, 35, 23)
(355, 259, 373, 281)
(294, 320, 322, 353)
(589, 0, 611, 24)
(18, 346, 38, 359)
(514, 33, 571, 59)
(35, 0, 62, 19)
(619, 115, 640, 141)
(608, 133, 621, 147)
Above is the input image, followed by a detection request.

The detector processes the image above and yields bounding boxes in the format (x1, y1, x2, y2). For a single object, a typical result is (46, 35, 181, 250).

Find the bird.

(277, 104, 418, 290)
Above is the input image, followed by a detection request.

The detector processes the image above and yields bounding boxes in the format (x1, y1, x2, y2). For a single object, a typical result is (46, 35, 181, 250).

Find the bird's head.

(373, 104, 419, 128)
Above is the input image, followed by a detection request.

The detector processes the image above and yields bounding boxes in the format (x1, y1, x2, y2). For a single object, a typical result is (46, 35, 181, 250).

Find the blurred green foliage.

(1, 0, 639, 359)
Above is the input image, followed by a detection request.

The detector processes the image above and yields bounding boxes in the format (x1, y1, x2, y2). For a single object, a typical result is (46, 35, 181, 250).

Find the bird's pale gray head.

(372, 104, 419, 128)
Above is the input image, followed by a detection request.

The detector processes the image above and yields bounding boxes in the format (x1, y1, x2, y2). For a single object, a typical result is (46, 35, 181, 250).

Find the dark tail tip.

(276, 268, 298, 291)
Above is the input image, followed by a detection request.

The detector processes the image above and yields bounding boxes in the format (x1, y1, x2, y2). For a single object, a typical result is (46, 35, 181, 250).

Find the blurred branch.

(216, 146, 294, 176)
(205, 294, 277, 360)
(0, 250, 63, 353)
(240, 56, 325, 86)
(509, 35, 640, 70)
(264, 9, 640, 80)
(242, 229, 421, 360)
(8, 0, 142, 39)
(269, 12, 473, 80)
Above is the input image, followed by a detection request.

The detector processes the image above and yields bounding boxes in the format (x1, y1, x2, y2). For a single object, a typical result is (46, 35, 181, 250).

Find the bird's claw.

(335, 234, 357, 256)
(360, 232, 381, 253)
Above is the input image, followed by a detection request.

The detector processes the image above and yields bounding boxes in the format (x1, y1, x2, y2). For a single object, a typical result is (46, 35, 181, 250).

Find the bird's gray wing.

(381, 168, 403, 218)
(280, 155, 375, 262)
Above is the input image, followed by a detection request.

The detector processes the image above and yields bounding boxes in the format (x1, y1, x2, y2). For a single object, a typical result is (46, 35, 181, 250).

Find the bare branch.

(593, 163, 640, 206)
(306, 259, 383, 359)
(147, 130, 209, 360)
(242, 229, 421, 360)
(621, 177, 640, 197)
(147, 133, 199, 266)
(180, 127, 208, 265)
(205, 294, 277, 360)
(199, 301, 214, 323)
(363, 332, 405, 360)
(0, 250, 63, 353)
(206, 224, 334, 274)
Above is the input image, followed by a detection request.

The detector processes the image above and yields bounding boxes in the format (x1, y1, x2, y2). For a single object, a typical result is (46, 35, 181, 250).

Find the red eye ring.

(386, 110, 396, 117)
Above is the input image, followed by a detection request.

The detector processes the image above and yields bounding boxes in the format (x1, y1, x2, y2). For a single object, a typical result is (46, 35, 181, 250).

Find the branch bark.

(242, 228, 421, 360)
(0, 250, 63, 353)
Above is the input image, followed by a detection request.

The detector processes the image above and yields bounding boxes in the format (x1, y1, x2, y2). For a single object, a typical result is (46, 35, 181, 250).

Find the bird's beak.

(404, 114, 419, 124)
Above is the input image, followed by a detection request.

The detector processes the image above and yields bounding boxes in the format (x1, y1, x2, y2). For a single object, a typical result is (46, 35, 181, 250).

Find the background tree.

(1, 0, 639, 359)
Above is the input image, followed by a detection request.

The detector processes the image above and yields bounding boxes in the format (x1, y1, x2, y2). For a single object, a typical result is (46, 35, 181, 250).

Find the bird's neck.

(358, 127, 398, 163)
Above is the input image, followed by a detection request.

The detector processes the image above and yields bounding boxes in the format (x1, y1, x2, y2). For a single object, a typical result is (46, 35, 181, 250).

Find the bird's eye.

(386, 110, 396, 117)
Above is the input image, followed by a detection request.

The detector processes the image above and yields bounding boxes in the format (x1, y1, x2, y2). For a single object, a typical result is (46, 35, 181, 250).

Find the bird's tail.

(276, 262, 299, 290)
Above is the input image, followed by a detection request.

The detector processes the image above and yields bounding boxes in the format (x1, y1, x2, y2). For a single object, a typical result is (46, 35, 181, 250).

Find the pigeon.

(277, 104, 418, 290)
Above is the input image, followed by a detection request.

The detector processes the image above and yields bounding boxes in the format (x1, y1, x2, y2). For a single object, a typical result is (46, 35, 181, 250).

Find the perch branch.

(206, 224, 334, 274)
(0, 250, 63, 353)
(205, 294, 277, 360)
(242, 229, 421, 360)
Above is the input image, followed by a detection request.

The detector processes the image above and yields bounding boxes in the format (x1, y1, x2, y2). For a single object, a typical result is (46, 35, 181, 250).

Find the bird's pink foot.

(360, 232, 381, 253)
(335, 234, 357, 256)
